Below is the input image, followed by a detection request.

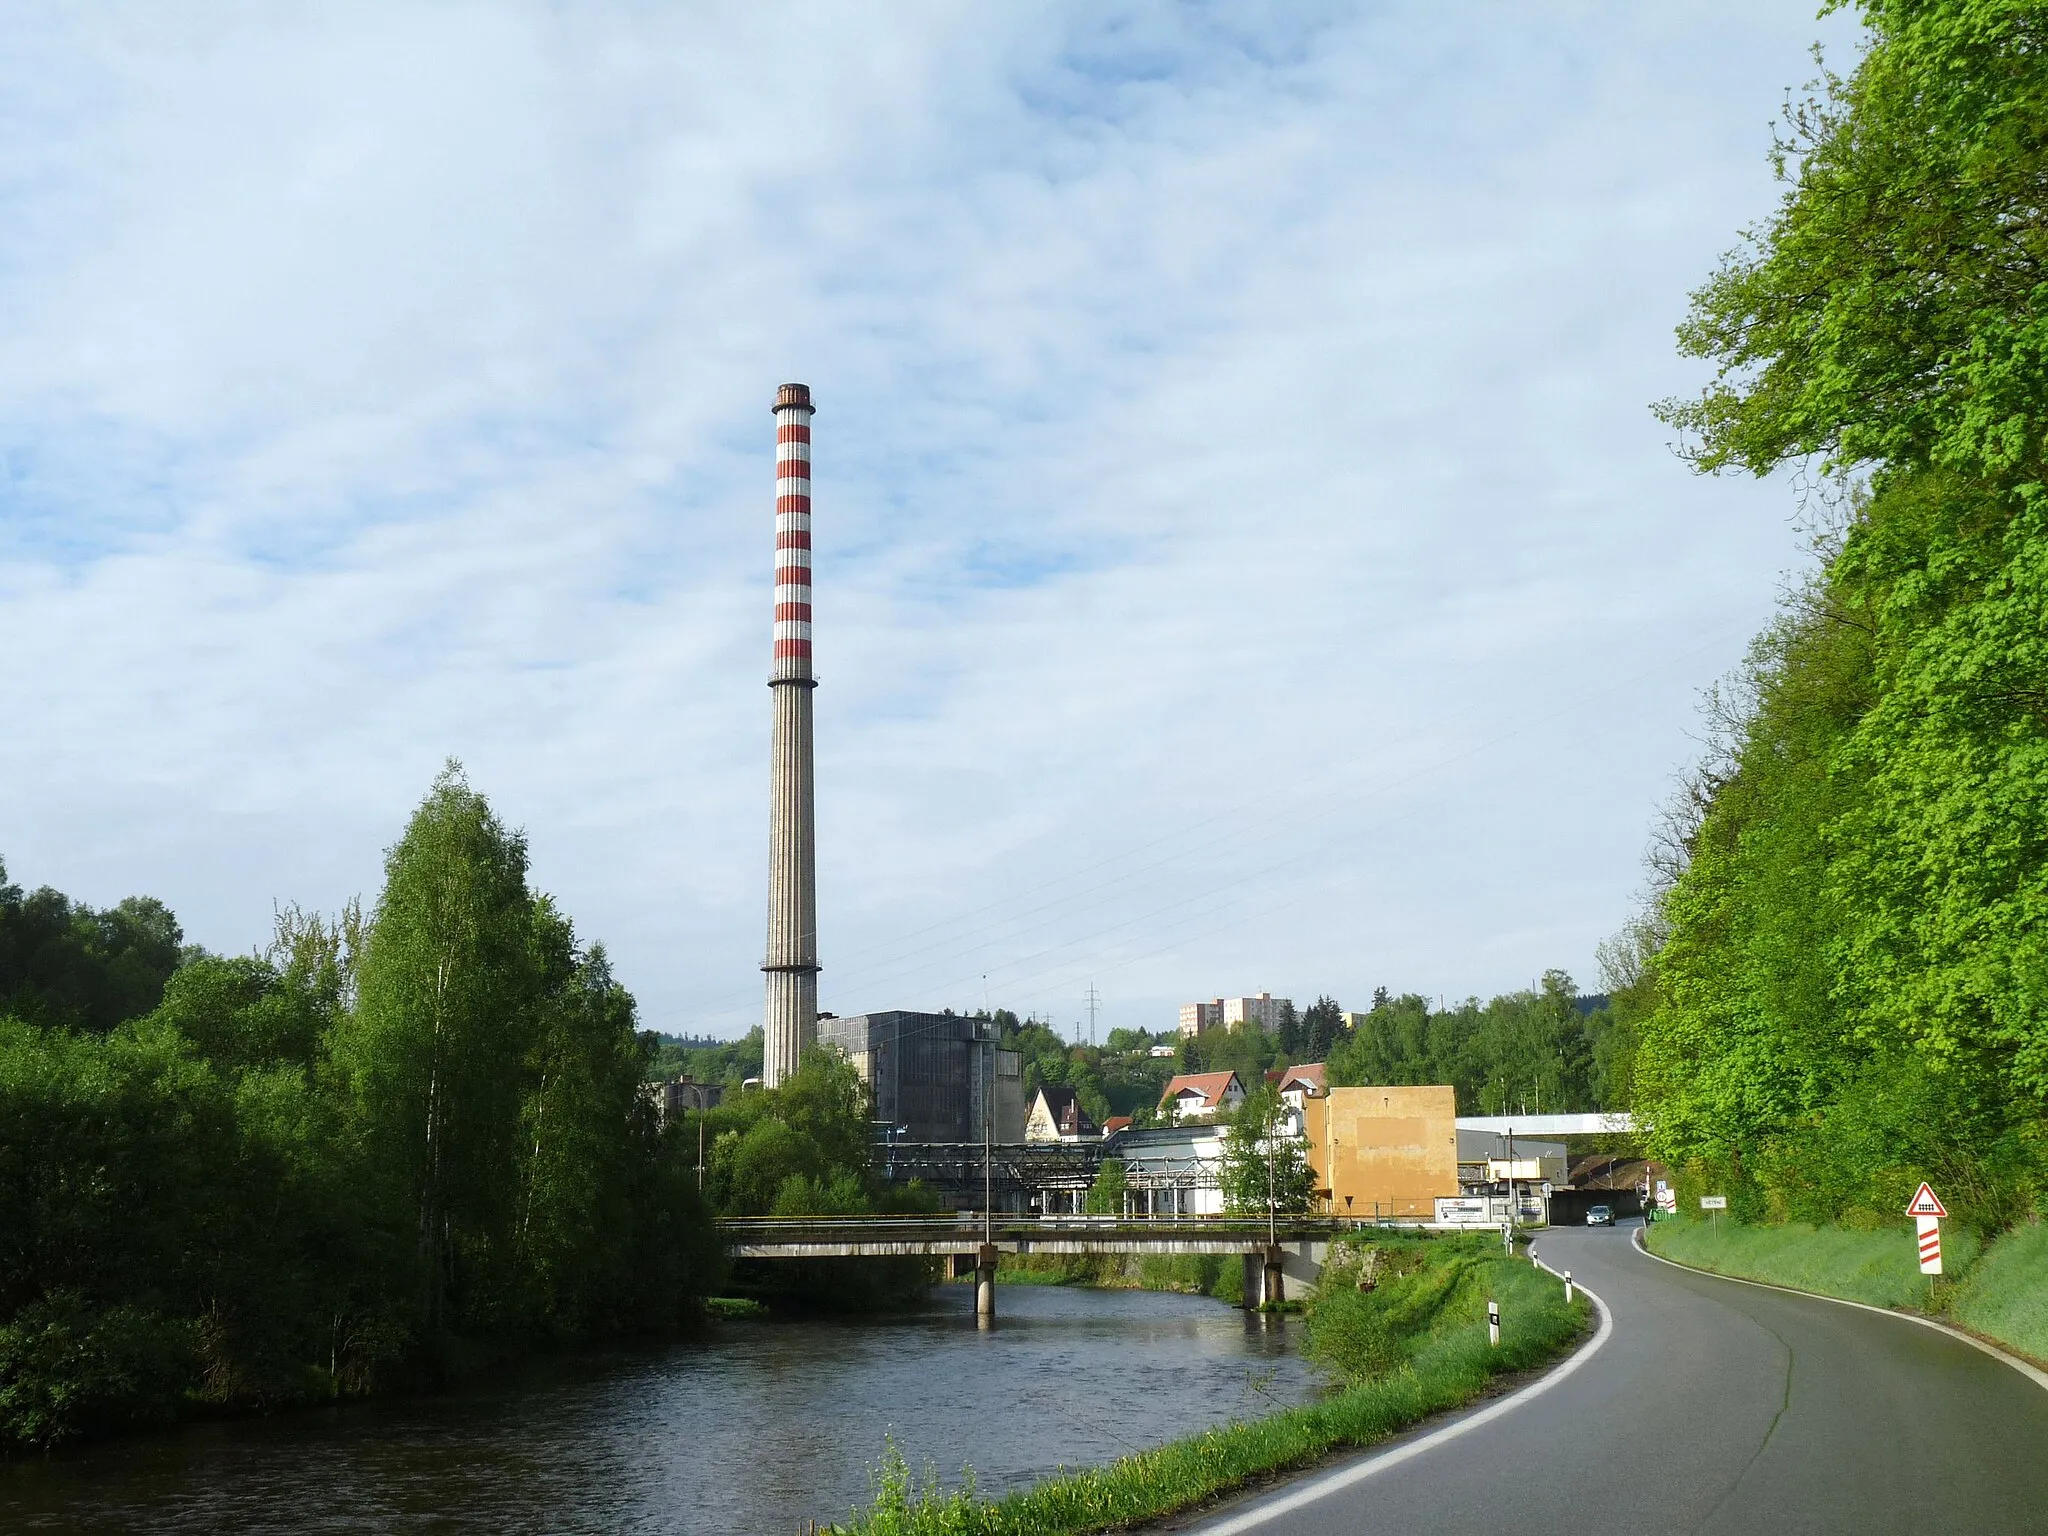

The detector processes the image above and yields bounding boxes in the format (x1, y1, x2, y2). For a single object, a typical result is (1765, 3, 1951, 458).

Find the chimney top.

(774, 382, 814, 413)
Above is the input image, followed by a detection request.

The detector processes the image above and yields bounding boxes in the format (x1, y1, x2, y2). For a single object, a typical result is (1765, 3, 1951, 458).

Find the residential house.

(1158, 1070, 1246, 1123)
(1025, 1084, 1100, 1143)
(1270, 1061, 1325, 1136)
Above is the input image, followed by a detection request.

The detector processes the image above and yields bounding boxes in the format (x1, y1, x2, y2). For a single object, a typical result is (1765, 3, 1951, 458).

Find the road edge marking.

(1189, 1254, 1613, 1534)
(1631, 1227, 2048, 1395)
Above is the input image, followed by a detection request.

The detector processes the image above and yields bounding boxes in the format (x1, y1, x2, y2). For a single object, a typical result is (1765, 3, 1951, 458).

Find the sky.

(0, 3, 1864, 1042)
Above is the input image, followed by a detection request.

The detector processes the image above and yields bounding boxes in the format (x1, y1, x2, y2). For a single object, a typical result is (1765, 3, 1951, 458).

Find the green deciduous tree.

(1220, 1087, 1313, 1219)
(334, 763, 543, 1347)
(0, 858, 184, 1033)
(0, 770, 725, 1449)
(1634, 1, 2048, 1233)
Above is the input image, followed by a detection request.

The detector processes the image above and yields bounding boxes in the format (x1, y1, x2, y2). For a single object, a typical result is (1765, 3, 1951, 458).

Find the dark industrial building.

(816, 1011, 1025, 1144)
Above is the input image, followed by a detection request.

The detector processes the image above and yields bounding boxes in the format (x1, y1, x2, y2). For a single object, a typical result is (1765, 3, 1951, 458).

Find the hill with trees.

(1625, 0, 2048, 1236)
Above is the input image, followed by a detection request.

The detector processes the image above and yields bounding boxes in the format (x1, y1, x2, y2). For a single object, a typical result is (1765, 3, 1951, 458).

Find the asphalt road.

(1181, 1222, 2048, 1535)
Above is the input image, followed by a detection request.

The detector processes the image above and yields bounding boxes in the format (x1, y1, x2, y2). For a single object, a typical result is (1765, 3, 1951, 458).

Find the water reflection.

(1, 1284, 1315, 1535)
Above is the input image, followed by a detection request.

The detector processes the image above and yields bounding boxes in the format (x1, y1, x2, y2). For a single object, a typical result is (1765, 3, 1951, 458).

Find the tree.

(0, 859, 184, 1034)
(1219, 1087, 1313, 1219)
(1634, 2, 2048, 1232)
(332, 763, 544, 1348)
(1297, 996, 1345, 1062)
(1084, 1158, 1127, 1216)
(0, 771, 728, 1449)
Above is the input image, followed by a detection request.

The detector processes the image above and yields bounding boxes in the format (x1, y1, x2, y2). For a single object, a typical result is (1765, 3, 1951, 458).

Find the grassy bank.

(1948, 1222, 2048, 1364)
(1646, 1215, 2048, 1367)
(1645, 1216, 1981, 1309)
(836, 1235, 1586, 1536)
(990, 1252, 1244, 1303)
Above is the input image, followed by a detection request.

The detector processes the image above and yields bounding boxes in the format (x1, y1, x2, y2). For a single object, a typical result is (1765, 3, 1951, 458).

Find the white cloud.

(0, 2, 1859, 1037)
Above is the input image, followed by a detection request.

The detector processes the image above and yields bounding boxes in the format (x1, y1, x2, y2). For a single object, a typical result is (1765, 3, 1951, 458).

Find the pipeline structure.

(762, 382, 819, 1087)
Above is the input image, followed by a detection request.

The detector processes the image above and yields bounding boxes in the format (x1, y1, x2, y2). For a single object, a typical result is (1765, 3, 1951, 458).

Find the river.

(0, 1283, 1318, 1535)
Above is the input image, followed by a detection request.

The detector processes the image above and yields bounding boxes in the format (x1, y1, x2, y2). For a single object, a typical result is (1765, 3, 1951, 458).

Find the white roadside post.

(1907, 1181, 1947, 1276)
(1487, 1299, 1501, 1347)
(1563, 1271, 1574, 1305)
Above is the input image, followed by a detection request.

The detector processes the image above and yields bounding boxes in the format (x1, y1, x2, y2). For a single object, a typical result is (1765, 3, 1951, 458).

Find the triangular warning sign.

(1905, 1182, 1947, 1218)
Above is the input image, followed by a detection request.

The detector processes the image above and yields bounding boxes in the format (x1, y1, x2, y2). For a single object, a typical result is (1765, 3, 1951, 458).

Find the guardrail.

(715, 1213, 1367, 1241)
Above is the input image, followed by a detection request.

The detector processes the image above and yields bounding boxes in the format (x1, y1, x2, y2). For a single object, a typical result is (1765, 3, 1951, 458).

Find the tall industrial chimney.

(762, 382, 819, 1088)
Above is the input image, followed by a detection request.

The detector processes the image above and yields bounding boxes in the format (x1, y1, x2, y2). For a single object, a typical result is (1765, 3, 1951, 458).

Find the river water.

(1, 1283, 1317, 1535)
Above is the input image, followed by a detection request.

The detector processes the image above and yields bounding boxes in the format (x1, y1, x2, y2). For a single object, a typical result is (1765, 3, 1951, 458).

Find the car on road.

(1586, 1203, 1614, 1226)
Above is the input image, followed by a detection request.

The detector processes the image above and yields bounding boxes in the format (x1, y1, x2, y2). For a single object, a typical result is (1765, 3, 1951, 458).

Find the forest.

(0, 765, 887, 1450)
(963, 980, 1626, 1126)
(1625, 0, 2048, 1237)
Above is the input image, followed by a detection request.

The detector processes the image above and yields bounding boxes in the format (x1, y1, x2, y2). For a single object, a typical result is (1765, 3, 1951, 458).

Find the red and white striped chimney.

(771, 383, 815, 683)
(762, 382, 819, 1087)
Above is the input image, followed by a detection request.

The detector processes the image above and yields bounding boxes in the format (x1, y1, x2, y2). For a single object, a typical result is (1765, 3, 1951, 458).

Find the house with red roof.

(1157, 1070, 1246, 1123)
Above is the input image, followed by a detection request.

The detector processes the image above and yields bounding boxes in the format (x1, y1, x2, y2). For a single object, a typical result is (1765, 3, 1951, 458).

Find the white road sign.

(1917, 1216, 1942, 1275)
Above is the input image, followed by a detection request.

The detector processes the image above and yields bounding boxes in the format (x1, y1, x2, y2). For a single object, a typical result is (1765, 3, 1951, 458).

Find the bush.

(0, 1292, 197, 1446)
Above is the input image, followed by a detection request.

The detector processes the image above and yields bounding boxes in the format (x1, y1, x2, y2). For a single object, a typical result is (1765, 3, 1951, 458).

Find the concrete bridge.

(718, 1214, 1348, 1320)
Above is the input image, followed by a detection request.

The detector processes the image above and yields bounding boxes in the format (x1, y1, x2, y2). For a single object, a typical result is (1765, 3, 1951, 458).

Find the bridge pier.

(975, 1243, 999, 1325)
(1241, 1246, 1288, 1310)
(1263, 1244, 1286, 1308)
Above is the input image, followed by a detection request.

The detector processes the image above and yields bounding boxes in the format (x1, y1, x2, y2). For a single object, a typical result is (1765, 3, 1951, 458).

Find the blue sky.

(0, 3, 1861, 1039)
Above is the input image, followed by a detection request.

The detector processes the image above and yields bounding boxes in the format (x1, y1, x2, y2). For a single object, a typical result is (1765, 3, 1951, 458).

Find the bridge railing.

(714, 1213, 1369, 1239)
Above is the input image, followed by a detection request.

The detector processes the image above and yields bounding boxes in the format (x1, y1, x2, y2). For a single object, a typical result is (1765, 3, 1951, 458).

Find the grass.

(702, 1296, 769, 1321)
(1645, 1214, 1982, 1310)
(990, 1252, 1242, 1302)
(1949, 1220, 2048, 1366)
(833, 1236, 1586, 1536)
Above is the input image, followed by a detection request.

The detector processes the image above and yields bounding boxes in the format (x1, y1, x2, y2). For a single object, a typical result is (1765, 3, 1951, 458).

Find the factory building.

(817, 1011, 1025, 1144)
(1302, 1085, 1460, 1221)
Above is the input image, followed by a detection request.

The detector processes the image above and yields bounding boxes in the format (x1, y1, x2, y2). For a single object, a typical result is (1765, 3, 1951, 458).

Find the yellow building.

(1301, 1085, 1459, 1220)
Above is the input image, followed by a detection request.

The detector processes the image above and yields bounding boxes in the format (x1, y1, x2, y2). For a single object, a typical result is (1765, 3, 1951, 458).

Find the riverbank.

(990, 1253, 1244, 1303)
(838, 1234, 1588, 1536)
(2, 1282, 1309, 1536)
(1644, 1216, 2048, 1366)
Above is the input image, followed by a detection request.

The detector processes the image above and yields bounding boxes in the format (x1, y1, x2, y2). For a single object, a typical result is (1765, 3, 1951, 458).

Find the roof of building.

(1567, 1155, 1662, 1191)
(1275, 1062, 1326, 1095)
(1033, 1083, 1099, 1135)
(1110, 1122, 1228, 1156)
(1158, 1071, 1244, 1110)
(1102, 1115, 1134, 1135)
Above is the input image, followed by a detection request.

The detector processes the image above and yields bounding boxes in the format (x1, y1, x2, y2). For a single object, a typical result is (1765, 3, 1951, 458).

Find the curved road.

(1181, 1222, 2048, 1534)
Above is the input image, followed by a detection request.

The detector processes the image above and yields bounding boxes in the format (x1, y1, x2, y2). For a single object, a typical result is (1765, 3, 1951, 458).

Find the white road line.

(1631, 1227, 2048, 1394)
(1189, 1252, 1613, 1534)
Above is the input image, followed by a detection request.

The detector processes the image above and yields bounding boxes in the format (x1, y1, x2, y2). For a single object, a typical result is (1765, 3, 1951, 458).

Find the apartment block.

(1179, 992, 1292, 1037)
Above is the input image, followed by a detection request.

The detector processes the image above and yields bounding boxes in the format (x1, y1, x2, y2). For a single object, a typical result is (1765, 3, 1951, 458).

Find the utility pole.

(1505, 1124, 1517, 1256)
(696, 1094, 706, 1191)
(1084, 983, 1100, 1047)
(977, 1014, 998, 1324)
(1266, 1098, 1278, 1248)
(983, 1018, 994, 1245)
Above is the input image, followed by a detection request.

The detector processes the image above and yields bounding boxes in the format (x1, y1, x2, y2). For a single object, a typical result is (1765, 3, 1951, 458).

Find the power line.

(659, 619, 1754, 1036)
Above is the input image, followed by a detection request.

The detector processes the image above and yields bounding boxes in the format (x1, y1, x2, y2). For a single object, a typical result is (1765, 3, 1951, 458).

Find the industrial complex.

(735, 382, 1621, 1230)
